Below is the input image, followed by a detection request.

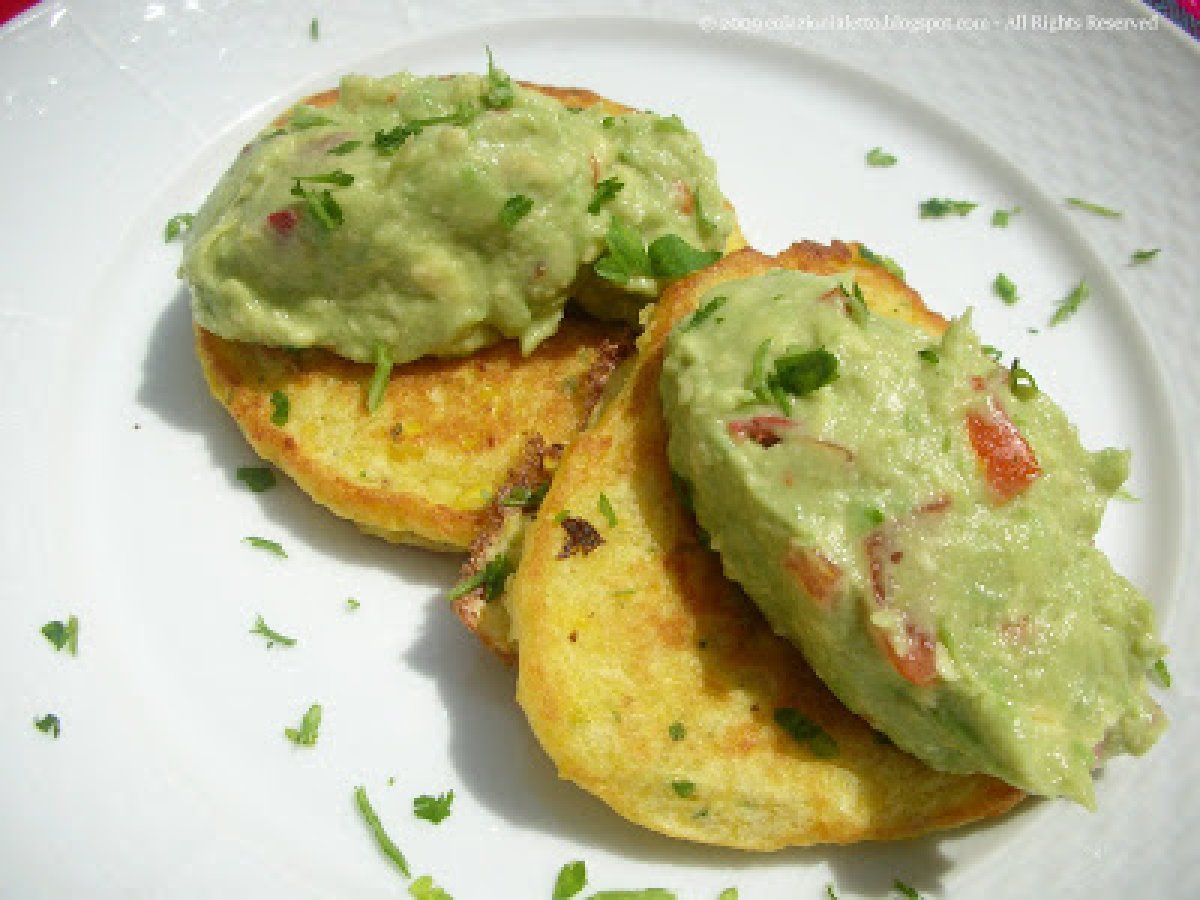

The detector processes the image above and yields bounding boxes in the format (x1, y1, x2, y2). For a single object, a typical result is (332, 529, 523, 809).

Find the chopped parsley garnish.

(164, 213, 194, 242)
(825, 884, 839, 900)
(670, 779, 696, 798)
(283, 703, 322, 745)
(587, 890, 676, 899)
(413, 790, 454, 824)
(354, 785, 411, 877)
(653, 114, 687, 134)
(773, 348, 839, 398)
(844, 282, 870, 325)
(719, 890, 739, 900)
(858, 506, 885, 530)
(244, 536, 287, 558)
(328, 139, 362, 156)
(269, 390, 289, 426)
(981, 344, 1003, 362)
(500, 194, 534, 228)
(597, 493, 618, 528)
(1152, 658, 1171, 688)
(668, 722, 686, 741)
(993, 272, 1020, 306)
(892, 880, 921, 899)
(918, 198, 977, 218)
(553, 860, 588, 900)
(295, 169, 354, 188)
(367, 343, 392, 413)
(500, 483, 549, 509)
(1049, 279, 1090, 326)
(593, 218, 719, 284)
(856, 244, 905, 280)
(236, 466, 276, 492)
(309, 17, 318, 40)
(601, 116, 616, 128)
(373, 105, 476, 154)
(682, 295, 727, 332)
(917, 348, 939, 365)
(290, 181, 344, 230)
(409, 876, 453, 900)
(865, 146, 897, 167)
(1065, 197, 1121, 218)
(773, 707, 838, 757)
(694, 188, 718, 239)
(483, 46, 514, 110)
(448, 553, 512, 602)
(991, 206, 1021, 227)
(587, 178, 624, 214)
(41, 615, 79, 655)
(748, 337, 773, 404)
(646, 234, 721, 280)
(249, 614, 297, 648)
(288, 108, 335, 130)
(346, 597, 361, 611)
(35, 713, 61, 738)
(1008, 358, 1038, 400)
(593, 217, 651, 284)
(1131, 248, 1161, 264)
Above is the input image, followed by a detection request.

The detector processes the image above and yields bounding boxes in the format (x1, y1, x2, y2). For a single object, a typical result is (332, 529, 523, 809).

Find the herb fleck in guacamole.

(181, 66, 732, 365)
(660, 269, 1166, 806)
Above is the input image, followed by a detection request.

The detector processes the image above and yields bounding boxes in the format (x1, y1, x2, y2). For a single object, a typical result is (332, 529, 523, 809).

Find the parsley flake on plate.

(249, 614, 296, 648)
(718, 890, 739, 900)
(919, 198, 977, 218)
(1065, 196, 1121, 218)
(236, 466, 276, 492)
(355, 785, 411, 876)
(1152, 658, 1171, 689)
(865, 146, 897, 167)
(1131, 248, 1160, 264)
(553, 860, 587, 900)
(309, 17, 318, 40)
(413, 790, 454, 824)
(41, 615, 79, 654)
(164, 213, 194, 242)
(586, 890, 676, 900)
(993, 272, 1020, 305)
(284, 703, 322, 746)
(346, 597, 361, 611)
(856, 244, 905, 280)
(991, 206, 1021, 227)
(892, 880, 922, 899)
(409, 876, 453, 900)
(1049, 279, 1090, 326)
(244, 536, 287, 558)
(35, 713, 61, 738)
(1008, 358, 1038, 401)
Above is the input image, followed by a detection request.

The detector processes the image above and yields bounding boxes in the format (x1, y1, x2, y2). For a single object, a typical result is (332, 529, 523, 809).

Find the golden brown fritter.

(497, 242, 1023, 849)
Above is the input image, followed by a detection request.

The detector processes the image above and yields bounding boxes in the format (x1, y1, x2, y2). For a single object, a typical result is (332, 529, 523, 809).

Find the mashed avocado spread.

(660, 269, 1166, 805)
(181, 64, 732, 364)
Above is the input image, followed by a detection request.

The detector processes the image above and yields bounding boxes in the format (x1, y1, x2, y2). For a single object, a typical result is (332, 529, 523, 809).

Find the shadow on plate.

(403, 591, 1026, 891)
(135, 285, 451, 589)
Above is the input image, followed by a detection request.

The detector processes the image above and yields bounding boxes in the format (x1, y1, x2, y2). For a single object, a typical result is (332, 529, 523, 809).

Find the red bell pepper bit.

(267, 209, 299, 235)
(784, 546, 844, 609)
(966, 405, 1041, 503)
(863, 496, 951, 687)
(727, 415, 794, 448)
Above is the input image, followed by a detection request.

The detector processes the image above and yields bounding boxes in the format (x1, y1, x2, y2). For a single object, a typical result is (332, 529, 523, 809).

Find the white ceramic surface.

(1, 2, 1197, 898)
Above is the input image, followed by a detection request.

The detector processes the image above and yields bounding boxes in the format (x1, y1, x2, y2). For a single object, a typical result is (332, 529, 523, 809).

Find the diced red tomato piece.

(727, 415, 794, 448)
(877, 621, 939, 686)
(966, 407, 1041, 502)
(267, 209, 298, 235)
(784, 547, 843, 609)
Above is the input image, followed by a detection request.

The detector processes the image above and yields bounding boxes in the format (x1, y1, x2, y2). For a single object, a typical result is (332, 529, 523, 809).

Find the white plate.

(2, 3, 1197, 898)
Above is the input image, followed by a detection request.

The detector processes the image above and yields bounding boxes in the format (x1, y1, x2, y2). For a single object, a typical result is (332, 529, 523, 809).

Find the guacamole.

(181, 68, 732, 365)
(660, 269, 1166, 805)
